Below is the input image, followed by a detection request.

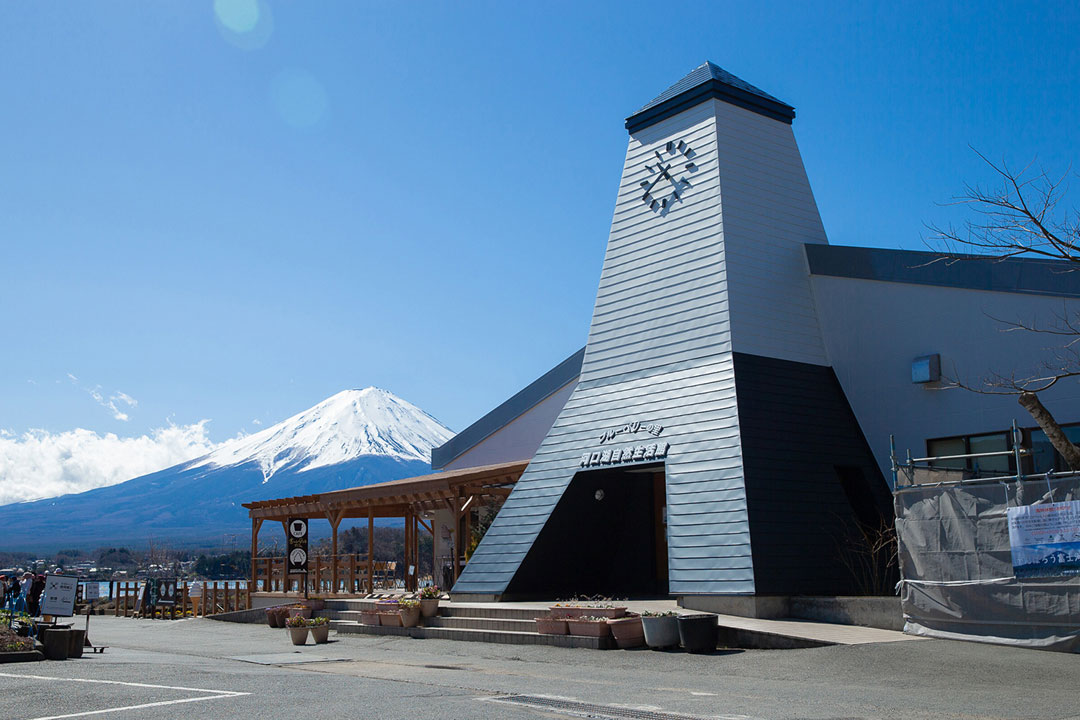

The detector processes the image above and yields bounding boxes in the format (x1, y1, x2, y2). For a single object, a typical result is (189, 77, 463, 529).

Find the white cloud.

(66, 373, 137, 422)
(0, 423, 220, 506)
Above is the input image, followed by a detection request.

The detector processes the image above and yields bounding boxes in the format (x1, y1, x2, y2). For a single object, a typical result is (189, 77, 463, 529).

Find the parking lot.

(2, 616, 1079, 720)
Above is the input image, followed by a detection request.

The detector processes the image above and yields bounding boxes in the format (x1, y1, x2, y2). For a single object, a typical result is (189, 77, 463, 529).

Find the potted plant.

(418, 586, 441, 618)
(308, 616, 330, 644)
(285, 613, 309, 645)
(608, 613, 644, 649)
(641, 610, 680, 649)
(359, 608, 380, 625)
(379, 611, 402, 627)
(534, 615, 569, 635)
(287, 604, 312, 620)
(266, 607, 285, 628)
(399, 599, 421, 628)
(677, 613, 718, 653)
(550, 601, 627, 619)
(566, 615, 611, 638)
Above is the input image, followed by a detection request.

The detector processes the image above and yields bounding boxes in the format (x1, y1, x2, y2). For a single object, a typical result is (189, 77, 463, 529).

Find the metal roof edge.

(626, 77, 795, 134)
(805, 244, 1080, 299)
(430, 346, 586, 469)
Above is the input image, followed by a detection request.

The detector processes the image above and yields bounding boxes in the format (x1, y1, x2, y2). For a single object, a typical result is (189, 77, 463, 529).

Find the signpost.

(40, 575, 78, 617)
(287, 517, 309, 598)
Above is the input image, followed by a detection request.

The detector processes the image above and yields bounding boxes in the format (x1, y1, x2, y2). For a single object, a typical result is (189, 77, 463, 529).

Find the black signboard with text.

(156, 578, 178, 606)
(287, 517, 309, 574)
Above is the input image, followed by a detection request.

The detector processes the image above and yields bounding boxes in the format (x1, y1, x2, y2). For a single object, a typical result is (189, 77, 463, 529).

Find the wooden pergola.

(242, 460, 526, 596)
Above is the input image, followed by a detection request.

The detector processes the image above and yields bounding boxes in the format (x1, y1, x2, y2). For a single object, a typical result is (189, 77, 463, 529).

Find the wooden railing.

(109, 580, 248, 618)
(251, 554, 400, 595)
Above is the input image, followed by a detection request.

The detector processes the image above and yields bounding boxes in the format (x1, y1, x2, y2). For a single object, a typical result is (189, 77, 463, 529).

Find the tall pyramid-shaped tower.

(453, 63, 889, 610)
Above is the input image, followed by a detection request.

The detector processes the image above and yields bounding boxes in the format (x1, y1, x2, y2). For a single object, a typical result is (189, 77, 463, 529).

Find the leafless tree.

(929, 151, 1080, 469)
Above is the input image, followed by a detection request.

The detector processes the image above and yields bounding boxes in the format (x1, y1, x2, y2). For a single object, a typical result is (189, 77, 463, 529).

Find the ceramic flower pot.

(534, 617, 569, 635)
(310, 624, 330, 643)
(379, 612, 402, 627)
(677, 614, 718, 653)
(419, 598, 440, 618)
(608, 615, 645, 649)
(359, 610, 380, 626)
(288, 626, 309, 646)
(288, 607, 312, 620)
(550, 606, 627, 619)
(399, 606, 421, 628)
(566, 619, 611, 637)
(641, 616, 680, 649)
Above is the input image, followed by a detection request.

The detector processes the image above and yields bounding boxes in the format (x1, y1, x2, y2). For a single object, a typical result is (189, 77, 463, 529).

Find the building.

(433, 62, 1080, 615)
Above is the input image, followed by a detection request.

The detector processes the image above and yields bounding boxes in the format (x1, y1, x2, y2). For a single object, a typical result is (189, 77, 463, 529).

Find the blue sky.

(2, 0, 1078, 449)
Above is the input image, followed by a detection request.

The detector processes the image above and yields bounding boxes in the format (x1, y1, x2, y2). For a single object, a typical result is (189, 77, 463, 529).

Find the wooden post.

(250, 517, 262, 603)
(367, 509, 375, 594)
(113, 582, 120, 617)
(328, 510, 341, 595)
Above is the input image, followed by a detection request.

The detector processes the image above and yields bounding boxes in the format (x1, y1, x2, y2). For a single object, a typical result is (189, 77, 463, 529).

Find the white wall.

(811, 275, 1080, 481)
(443, 380, 577, 471)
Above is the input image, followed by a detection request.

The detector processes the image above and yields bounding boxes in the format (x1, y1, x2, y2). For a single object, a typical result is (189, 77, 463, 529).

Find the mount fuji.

(1, 388, 454, 551)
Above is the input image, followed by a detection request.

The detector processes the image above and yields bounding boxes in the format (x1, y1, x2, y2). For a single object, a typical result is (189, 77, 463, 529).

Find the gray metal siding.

(454, 101, 757, 596)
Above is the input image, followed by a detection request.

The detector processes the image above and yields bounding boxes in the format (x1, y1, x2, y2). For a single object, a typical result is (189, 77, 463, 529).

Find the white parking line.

(0, 671, 249, 720)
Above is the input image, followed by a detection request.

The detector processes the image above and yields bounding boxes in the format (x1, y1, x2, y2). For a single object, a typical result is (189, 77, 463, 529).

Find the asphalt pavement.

(1, 615, 1077, 720)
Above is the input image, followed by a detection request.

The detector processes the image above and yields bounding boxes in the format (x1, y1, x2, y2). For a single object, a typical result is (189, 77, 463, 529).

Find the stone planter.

(42, 628, 71, 660)
(378, 612, 402, 627)
(67, 628, 86, 658)
(399, 606, 421, 628)
(419, 598, 440, 618)
(310, 624, 330, 644)
(550, 606, 627, 619)
(566, 618, 611, 638)
(534, 617, 569, 635)
(359, 610, 380, 625)
(677, 614, 718, 653)
(288, 627, 309, 646)
(608, 614, 645, 649)
(641, 616, 680, 649)
(288, 607, 312, 620)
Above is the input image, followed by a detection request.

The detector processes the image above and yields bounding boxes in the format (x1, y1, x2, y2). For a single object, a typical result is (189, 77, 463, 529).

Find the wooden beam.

(367, 509, 374, 594)
(250, 517, 262, 602)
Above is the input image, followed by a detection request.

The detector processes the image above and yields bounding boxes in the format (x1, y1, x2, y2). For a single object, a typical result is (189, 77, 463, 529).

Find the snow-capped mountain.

(0, 388, 455, 551)
(194, 387, 453, 482)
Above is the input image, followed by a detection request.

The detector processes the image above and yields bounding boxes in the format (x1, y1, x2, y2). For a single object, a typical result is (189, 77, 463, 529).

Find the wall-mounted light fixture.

(912, 354, 941, 384)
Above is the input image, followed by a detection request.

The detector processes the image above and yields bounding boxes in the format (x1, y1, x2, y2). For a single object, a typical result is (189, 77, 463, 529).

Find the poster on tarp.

(40, 575, 78, 617)
(1007, 500, 1080, 578)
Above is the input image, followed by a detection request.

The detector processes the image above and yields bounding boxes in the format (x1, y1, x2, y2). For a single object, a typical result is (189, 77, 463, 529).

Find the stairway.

(323, 599, 614, 649)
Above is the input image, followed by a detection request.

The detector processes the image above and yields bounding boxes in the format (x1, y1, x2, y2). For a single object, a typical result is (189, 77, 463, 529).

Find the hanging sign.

(40, 575, 78, 617)
(156, 578, 178, 606)
(287, 517, 309, 574)
(1007, 500, 1080, 578)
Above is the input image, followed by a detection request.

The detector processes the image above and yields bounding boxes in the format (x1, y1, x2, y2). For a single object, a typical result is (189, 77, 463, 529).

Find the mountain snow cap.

(193, 387, 453, 481)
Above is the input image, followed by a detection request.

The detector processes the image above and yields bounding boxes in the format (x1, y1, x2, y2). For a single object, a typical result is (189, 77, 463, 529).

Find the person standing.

(27, 575, 46, 617)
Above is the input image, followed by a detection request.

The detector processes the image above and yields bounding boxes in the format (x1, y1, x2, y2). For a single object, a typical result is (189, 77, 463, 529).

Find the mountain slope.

(1, 388, 453, 551)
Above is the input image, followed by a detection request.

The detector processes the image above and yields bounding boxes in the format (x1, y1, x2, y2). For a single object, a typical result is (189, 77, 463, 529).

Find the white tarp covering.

(895, 476, 1080, 652)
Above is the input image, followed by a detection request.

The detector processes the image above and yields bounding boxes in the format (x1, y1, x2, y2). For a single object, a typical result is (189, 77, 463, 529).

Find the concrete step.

(424, 616, 536, 632)
(330, 620, 612, 649)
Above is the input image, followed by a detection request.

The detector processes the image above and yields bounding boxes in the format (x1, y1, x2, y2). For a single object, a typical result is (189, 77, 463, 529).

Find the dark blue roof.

(805, 244, 1080, 298)
(626, 62, 795, 133)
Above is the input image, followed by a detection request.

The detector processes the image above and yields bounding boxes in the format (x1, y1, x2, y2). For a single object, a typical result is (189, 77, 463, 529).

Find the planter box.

(419, 598, 440, 618)
(359, 611, 380, 626)
(310, 624, 330, 644)
(550, 606, 627, 619)
(608, 615, 645, 649)
(400, 607, 421, 628)
(566, 619, 611, 638)
(378, 612, 402, 627)
(288, 627, 309, 646)
(534, 617, 569, 635)
(678, 614, 718, 653)
(641, 616, 679, 649)
(0, 650, 43, 664)
(42, 628, 71, 660)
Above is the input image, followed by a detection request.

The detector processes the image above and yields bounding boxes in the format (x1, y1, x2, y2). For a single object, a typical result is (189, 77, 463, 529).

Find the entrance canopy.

(242, 460, 527, 595)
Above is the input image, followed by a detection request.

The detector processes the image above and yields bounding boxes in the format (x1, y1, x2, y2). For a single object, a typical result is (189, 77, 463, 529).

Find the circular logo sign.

(289, 520, 307, 538)
(290, 548, 308, 566)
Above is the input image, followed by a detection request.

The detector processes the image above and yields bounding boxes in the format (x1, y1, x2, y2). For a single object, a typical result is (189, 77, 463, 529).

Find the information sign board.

(1007, 500, 1080, 578)
(287, 517, 309, 574)
(82, 582, 100, 602)
(156, 578, 178, 606)
(40, 575, 78, 617)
